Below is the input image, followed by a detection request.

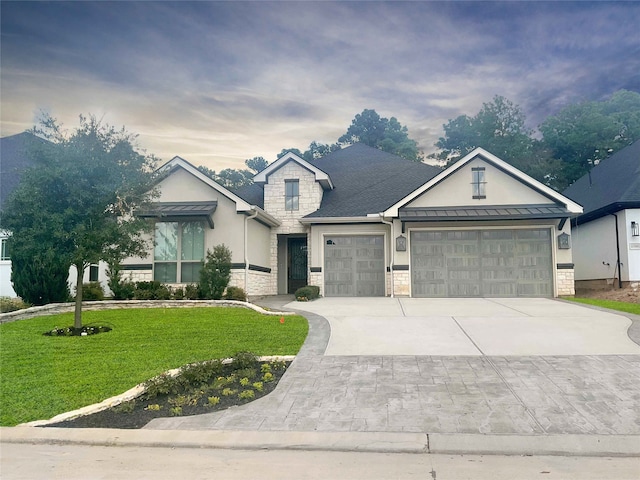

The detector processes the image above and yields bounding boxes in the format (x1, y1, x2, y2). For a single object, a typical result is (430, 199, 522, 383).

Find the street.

(2, 443, 638, 479)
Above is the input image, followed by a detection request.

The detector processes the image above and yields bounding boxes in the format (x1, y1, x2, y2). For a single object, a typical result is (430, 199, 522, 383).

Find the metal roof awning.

(399, 204, 571, 222)
(137, 201, 218, 228)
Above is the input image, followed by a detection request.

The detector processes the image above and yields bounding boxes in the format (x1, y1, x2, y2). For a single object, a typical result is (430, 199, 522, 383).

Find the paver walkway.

(146, 299, 640, 435)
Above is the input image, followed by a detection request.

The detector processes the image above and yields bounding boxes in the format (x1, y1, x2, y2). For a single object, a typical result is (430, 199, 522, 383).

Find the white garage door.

(324, 235, 385, 297)
(411, 229, 552, 297)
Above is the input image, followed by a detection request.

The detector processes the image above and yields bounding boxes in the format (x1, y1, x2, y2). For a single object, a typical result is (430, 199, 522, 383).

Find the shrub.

(233, 351, 258, 370)
(294, 285, 320, 302)
(173, 287, 185, 300)
(106, 263, 135, 300)
(81, 282, 104, 301)
(184, 284, 199, 300)
(134, 281, 171, 300)
(0, 297, 30, 313)
(224, 286, 247, 301)
(180, 360, 223, 386)
(198, 244, 232, 300)
(206, 396, 220, 407)
(10, 249, 70, 305)
(238, 390, 255, 400)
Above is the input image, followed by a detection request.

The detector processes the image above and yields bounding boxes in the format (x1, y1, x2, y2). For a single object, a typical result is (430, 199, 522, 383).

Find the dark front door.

(288, 237, 308, 293)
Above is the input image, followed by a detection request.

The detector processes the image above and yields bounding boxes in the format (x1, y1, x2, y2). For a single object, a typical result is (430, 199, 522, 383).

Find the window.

(285, 180, 299, 211)
(89, 264, 99, 282)
(154, 221, 205, 282)
(472, 167, 486, 199)
(1, 239, 9, 261)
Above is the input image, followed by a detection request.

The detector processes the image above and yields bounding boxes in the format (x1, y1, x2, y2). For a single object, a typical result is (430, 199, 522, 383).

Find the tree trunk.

(74, 264, 84, 329)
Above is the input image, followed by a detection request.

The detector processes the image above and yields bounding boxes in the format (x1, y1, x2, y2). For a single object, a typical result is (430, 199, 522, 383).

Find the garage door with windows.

(411, 229, 552, 297)
(324, 235, 385, 297)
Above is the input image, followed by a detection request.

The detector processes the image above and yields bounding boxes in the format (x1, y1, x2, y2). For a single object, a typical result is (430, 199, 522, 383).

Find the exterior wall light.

(396, 235, 407, 252)
(632, 221, 639, 237)
(557, 232, 571, 249)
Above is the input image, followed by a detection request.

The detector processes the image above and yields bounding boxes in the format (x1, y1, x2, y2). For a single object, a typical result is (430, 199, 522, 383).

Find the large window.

(285, 179, 299, 211)
(154, 221, 205, 283)
(472, 167, 486, 199)
(1, 238, 9, 261)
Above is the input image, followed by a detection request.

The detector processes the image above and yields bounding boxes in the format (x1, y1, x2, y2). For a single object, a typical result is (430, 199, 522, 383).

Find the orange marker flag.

(280, 317, 285, 324)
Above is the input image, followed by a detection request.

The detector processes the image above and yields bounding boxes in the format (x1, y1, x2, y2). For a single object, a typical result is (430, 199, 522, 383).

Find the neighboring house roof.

(384, 147, 582, 218)
(0, 132, 45, 209)
(303, 143, 443, 218)
(563, 140, 640, 224)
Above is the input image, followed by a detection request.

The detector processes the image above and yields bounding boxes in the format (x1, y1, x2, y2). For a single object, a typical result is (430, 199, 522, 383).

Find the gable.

(158, 166, 222, 202)
(406, 157, 555, 208)
(254, 152, 333, 190)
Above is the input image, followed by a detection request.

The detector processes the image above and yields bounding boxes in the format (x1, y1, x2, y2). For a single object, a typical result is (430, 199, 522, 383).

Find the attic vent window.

(472, 167, 486, 199)
(285, 179, 299, 211)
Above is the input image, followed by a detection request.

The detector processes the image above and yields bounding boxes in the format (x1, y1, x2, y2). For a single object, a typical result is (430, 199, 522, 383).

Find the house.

(121, 143, 582, 298)
(0, 133, 109, 298)
(563, 140, 640, 290)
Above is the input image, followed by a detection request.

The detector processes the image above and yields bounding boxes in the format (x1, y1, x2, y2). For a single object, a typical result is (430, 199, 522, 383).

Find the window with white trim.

(154, 221, 205, 283)
(1, 238, 10, 261)
(285, 179, 299, 211)
(472, 167, 486, 199)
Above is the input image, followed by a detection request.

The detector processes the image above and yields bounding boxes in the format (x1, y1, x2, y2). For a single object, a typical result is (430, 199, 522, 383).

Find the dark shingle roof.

(304, 144, 442, 218)
(0, 132, 44, 209)
(232, 182, 264, 209)
(563, 140, 640, 223)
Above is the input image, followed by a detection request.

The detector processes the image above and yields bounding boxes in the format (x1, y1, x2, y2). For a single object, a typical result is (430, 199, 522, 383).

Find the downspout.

(379, 214, 394, 298)
(244, 209, 259, 294)
(612, 213, 623, 289)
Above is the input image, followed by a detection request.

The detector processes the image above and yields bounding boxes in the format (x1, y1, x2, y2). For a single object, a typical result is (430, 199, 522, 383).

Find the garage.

(411, 229, 552, 297)
(324, 235, 385, 296)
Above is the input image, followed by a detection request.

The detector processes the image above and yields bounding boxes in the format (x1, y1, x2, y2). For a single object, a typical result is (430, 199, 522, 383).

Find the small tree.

(1, 114, 158, 328)
(199, 244, 232, 300)
(10, 246, 70, 305)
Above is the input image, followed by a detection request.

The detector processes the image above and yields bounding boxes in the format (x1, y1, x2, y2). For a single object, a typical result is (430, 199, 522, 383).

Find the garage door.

(324, 235, 385, 297)
(411, 229, 552, 297)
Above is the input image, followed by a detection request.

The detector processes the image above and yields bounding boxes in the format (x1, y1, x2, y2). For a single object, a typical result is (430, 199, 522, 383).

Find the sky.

(2, 1, 639, 170)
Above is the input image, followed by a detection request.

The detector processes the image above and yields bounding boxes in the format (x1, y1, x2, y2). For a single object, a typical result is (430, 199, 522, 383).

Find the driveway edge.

(2, 427, 639, 457)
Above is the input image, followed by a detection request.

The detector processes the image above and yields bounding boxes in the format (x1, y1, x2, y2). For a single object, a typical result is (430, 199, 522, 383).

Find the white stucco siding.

(572, 216, 619, 282)
(157, 167, 219, 202)
(621, 209, 640, 282)
(0, 263, 16, 297)
(247, 219, 271, 269)
(406, 160, 554, 208)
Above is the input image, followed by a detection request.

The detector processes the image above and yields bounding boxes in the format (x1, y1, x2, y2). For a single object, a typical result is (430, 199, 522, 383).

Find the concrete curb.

(2, 427, 639, 457)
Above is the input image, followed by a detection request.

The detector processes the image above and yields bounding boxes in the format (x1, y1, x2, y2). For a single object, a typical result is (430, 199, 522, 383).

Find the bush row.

(82, 281, 247, 302)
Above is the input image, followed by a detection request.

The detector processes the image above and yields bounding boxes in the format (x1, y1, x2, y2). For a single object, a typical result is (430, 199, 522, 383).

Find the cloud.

(2, 1, 638, 169)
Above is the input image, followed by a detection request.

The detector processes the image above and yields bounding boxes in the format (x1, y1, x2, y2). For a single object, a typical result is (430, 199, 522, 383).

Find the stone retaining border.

(21, 355, 296, 427)
(0, 299, 296, 323)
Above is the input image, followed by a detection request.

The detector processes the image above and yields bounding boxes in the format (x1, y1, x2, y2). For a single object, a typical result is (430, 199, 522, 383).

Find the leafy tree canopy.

(338, 109, 422, 161)
(539, 89, 640, 187)
(0, 114, 158, 326)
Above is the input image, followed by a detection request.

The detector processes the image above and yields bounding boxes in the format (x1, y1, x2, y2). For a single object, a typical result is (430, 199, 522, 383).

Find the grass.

(0, 307, 307, 426)
(567, 298, 640, 316)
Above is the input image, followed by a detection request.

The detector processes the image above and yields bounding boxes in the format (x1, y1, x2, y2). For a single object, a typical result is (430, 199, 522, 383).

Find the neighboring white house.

(563, 140, 640, 290)
(122, 144, 582, 298)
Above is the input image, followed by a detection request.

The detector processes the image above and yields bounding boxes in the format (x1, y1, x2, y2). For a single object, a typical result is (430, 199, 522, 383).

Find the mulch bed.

(46, 359, 289, 429)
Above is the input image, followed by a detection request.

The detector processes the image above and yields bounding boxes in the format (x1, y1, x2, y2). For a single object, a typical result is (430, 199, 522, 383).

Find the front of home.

(121, 143, 582, 298)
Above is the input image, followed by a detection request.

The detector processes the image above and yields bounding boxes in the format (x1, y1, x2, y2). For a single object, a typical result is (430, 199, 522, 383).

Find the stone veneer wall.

(121, 269, 153, 283)
(392, 270, 410, 296)
(556, 268, 576, 296)
(229, 269, 271, 296)
(263, 162, 323, 294)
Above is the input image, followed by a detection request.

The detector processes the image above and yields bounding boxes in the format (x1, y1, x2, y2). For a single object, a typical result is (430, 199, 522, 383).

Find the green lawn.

(567, 298, 640, 316)
(0, 308, 308, 426)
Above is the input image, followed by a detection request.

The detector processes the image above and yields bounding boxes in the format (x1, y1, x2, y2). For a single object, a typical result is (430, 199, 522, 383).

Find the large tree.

(1, 115, 157, 328)
(432, 96, 535, 167)
(338, 109, 422, 161)
(540, 89, 640, 188)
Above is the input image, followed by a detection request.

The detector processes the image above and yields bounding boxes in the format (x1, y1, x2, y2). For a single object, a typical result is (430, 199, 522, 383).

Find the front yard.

(0, 307, 308, 426)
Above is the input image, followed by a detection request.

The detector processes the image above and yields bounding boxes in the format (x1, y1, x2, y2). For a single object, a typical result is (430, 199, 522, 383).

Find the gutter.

(379, 214, 395, 298)
(244, 210, 259, 293)
(611, 213, 623, 289)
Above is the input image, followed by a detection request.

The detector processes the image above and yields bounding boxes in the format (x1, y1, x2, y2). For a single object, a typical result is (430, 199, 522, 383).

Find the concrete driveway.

(287, 297, 640, 356)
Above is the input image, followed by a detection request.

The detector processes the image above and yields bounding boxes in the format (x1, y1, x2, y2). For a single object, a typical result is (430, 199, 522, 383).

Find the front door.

(288, 237, 307, 293)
